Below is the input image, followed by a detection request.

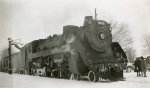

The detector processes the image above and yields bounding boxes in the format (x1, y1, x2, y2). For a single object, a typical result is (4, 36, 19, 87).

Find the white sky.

(0, 0, 150, 57)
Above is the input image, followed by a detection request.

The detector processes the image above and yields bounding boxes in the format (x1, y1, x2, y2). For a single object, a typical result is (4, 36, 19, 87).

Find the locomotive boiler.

(0, 16, 127, 82)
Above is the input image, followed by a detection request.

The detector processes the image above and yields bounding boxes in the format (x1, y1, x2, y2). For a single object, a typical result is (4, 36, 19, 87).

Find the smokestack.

(95, 8, 97, 20)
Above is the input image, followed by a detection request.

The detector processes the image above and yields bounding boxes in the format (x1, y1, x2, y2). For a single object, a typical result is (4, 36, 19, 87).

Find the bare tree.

(0, 48, 8, 59)
(110, 21, 135, 62)
(125, 47, 136, 63)
(143, 34, 150, 55)
(111, 21, 133, 49)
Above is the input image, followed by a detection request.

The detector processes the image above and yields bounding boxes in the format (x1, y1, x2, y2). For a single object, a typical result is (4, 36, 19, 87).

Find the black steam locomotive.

(0, 16, 127, 82)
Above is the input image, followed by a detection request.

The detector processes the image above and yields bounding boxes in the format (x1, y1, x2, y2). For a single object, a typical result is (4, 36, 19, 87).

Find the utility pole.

(8, 38, 23, 74)
(8, 38, 12, 74)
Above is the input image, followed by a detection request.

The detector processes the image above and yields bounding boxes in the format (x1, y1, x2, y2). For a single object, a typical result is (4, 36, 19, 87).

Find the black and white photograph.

(0, 0, 150, 88)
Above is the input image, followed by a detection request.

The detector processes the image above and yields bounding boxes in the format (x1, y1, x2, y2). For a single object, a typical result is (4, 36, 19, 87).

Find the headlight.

(98, 21, 105, 25)
(98, 32, 105, 40)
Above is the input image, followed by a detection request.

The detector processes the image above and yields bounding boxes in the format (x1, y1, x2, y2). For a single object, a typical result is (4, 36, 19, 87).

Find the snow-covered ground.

(0, 72, 150, 88)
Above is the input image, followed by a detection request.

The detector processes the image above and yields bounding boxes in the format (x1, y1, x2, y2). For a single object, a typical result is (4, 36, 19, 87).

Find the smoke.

(51, 35, 76, 55)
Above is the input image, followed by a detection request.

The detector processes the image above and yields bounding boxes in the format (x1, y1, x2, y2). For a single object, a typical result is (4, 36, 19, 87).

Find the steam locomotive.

(0, 16, 127, 82)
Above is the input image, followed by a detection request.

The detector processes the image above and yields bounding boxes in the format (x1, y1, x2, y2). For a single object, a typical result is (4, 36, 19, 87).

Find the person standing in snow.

(134, 58, 142, 77)
(141, 56, 147, 77)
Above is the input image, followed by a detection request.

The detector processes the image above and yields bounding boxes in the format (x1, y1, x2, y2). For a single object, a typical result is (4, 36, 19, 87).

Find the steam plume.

(51, 34, 76, 55)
